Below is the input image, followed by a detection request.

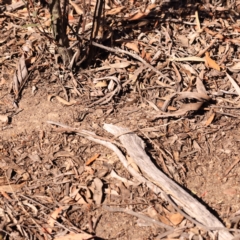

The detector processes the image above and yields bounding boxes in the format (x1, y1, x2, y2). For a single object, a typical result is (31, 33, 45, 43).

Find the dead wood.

(103, 123, 233, 240)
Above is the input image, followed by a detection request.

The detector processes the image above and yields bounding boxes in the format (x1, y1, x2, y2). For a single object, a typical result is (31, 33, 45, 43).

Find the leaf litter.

(1, 0, 240, 239)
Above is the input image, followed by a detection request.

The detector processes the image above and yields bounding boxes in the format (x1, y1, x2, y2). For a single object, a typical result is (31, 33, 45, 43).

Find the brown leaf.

(151, 102, 204, 119)
(95, 81, 108, 88)
(106, 6, 125, 15)
(205, 52, 220, 71)
(93, 178, 103, 205)
(205, 28, 224, 39)
(48, 95, 77, 106)
(0, 191, 12, 200)
(169, 56, 205, 62)
(128, 4, 156, 20)
(0, 182, 25, 193)
(85, 153, 100, 166)
(54, 233, 93, 240)
(157, 101, 177, 111)
(228, 62, 240, 73)
(226, 73, 240, 96)
(109, 62, 131, 69)
(205, 113, 215, 126)
(46, 207, 63, 234)
(69, 0, 83, 15)
(128, 11, 146, 21)
(195, 11, 201, 32)
(177, 92, 210, 101)
(168, 212, 184, 225)
(125, 42, 139, 53)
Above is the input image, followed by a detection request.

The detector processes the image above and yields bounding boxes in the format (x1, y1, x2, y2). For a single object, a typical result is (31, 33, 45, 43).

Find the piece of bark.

(103, 123, 233, 240)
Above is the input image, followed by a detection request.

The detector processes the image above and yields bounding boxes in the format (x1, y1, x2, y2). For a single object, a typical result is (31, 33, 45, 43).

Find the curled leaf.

(205, 52, 220, 71)
(48, 95, 77, 106)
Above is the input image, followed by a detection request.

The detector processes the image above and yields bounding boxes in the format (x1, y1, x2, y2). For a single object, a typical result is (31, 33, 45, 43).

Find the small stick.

(224, 157, 240, 177)
(102, 205, 173, 230)
(92, 41, 171, 86)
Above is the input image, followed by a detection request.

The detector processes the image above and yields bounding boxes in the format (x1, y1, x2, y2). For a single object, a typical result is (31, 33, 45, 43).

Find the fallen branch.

(47, 121, 233, 240)
(103, 123, 233, 240)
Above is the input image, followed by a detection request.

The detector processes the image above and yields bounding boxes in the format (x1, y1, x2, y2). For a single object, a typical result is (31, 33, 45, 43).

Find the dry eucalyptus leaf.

(228, 62, 240, 73)
(226, 73, 240, 96)
(93, 178, 103, 205)
(69, 0, 83, 15)
(125, 42, 139, 53)
(205, 52, 221, 71)
(46, 207, 63, 234)
(169, 56, 205, 62)
(48, 95, 77, 106)
(0, 183, 25, 193)
(168, 212, 184, 225)
(54, 233, 93, 240)
(109, 62, 131, 69)
(106, 6, 125, 15)
(95, 81, 108, 88)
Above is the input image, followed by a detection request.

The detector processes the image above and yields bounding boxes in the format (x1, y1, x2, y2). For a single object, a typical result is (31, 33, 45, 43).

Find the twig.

(156, 227, 187, 240)
(215, 111, 240, 118)
(196, 38, 218, 57)
(4, 172, 44, 238)
(102, 205, 173, 230)
(88, 76, 121, 106)
(92, 41, 171, 86)
(161, 191, 209, 231)
(224, 157, 240, 177)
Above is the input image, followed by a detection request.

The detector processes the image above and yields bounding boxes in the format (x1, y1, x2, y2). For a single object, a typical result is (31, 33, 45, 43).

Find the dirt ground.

(1, 0, 240, 239)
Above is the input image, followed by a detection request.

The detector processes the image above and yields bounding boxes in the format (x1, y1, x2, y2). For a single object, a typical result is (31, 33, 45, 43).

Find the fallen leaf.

(152, 102, 204, 119)
(69, 0, 83, 15)
(125, 42, 139, 53)
(228, 62, 240, 73)
(0, 182, 25, 193)
(109, 62, 131, 69)
(226, 73, 240, 96)
(46, 207, 63, 234)
(0, 191, 11, 200)
(54, 233, 93, 240)
(95, 81, 108, 88)
(128, 11, 146, 21)
(205, 113, 215, 126)
(205, 52, 220, 71)
(169, 56, 205, 62)
(48, 95, 77, 106)
(168, 212, 184, 225)
(106, 6, 125, 15)
(85, 153, 100, 166)
(128, 5, 155, 21)
(93, 178, 103, 205)
(205, 28, 224, 39)
(195, 11, 201, 32)
(145, 52, 152, 62)
(157, 101, 177, 111)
